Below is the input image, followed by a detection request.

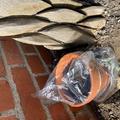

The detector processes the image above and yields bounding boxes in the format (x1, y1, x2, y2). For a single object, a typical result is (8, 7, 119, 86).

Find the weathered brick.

(26, 56, 45, 74)
(21, 44, 35, 53)
(0, 80, 14, 112)
(70, 106, 84, 113)
(75, 106, 98, 120)
(12, 67, 46, 120)
(75, 112, 90, 120)
(1, 38, 23, 65)
(37, 46, 52, 65)
(36, 75, 48, 89)
(0, 57, 5, 77)
(0, 116, 17, 120)
(85, 105, 98, 120)
(48, 103, 70, 120)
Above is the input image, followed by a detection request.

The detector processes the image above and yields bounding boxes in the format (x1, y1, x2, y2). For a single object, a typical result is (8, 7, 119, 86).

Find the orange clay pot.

(54, 53, 109, 107)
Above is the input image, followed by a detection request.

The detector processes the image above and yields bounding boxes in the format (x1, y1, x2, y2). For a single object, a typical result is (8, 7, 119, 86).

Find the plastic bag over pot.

(36, 47, 119, 107)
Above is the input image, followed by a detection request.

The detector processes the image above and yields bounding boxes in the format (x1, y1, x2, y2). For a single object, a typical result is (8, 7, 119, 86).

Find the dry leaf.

(0, 0, 50, 17)
(79, 17, 106, 29)
(14, 33, 62, 46)
(50, 0, 82, 6)
(81, 6, 105, 17)
(37, 8, 85, 23)
(40, 25, 95, 44)
(44, 45, 66, 50)
(78, 26, 98, 36)
(0, 16, 52, 36)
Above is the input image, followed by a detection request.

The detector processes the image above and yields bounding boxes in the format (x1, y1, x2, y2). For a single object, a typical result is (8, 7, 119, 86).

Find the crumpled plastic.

(36, 47, 119, 105)
(93, 47, 119, 102)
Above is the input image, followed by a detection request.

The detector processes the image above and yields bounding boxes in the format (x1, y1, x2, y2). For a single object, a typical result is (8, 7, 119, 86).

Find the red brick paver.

(0, 38, 98, 120)
(36, 75, 48, 89)
(0, 80, 14, 112)
(0, 116, 17, 120)
(49, 103, 70, 120)
(37, 46, 52, 65)
(75, 108, 96, 120)
(26, 56, 45, 74)
(12, 67, 46, 120)
(0, 57, 5, 77)
(21, 44, 35, 54)
(1, 38, 23, 65)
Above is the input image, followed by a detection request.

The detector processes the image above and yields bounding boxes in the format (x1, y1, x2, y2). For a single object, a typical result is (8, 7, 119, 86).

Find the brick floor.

(0, 38, 98, 120)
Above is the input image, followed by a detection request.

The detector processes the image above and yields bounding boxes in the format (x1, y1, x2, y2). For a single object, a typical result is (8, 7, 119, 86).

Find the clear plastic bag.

(36, 47, 119, 106)
(93, 47, 119, 102)
(37, 52, 95, 105)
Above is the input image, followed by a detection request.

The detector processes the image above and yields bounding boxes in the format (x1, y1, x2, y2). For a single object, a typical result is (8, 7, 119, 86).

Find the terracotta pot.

(54, 53, 109, 107)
